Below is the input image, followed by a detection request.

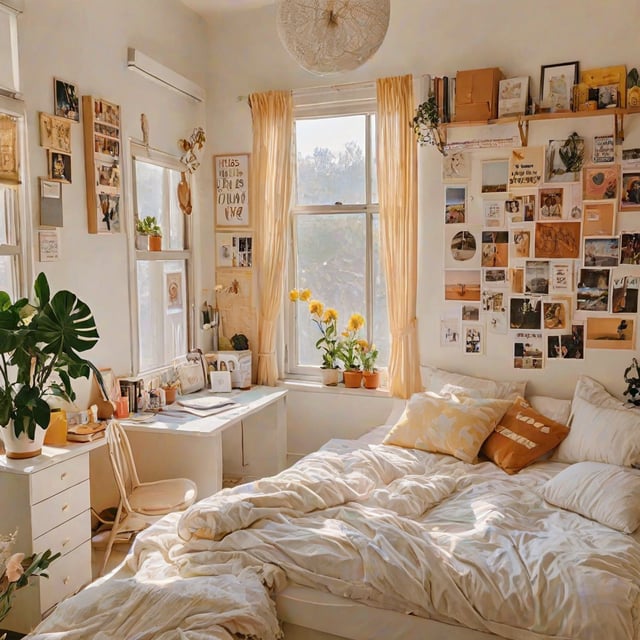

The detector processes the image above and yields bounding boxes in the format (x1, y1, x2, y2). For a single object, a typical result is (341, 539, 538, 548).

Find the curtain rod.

(237, 79, 377, 104)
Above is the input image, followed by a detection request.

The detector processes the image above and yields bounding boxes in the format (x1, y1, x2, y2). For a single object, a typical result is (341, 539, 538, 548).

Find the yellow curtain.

(376, 75, 422, 398)
(249, 90, 294, 385)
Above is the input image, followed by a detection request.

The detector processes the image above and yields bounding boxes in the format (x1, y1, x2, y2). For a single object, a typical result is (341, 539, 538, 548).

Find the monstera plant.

(0, 273, 103, 455)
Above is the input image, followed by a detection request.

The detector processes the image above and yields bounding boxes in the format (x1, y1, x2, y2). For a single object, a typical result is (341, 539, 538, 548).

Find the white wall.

(203, 0, 640, 404)
(17, 0, 208, 400)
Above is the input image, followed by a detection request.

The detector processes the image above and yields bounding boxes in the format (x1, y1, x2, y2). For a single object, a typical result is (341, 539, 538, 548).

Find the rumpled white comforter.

(28, 439, 640, 640)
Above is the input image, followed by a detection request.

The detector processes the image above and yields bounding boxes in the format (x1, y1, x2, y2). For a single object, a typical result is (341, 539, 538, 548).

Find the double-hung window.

(131, 143, 192, 374)
(287, 87, 390, 377)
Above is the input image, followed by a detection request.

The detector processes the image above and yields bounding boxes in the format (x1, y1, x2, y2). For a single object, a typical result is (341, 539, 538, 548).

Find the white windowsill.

(278, 378, 391, 399)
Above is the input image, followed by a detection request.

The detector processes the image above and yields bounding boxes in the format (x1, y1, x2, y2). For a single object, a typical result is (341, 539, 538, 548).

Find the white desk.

(106, 386, 287, 501)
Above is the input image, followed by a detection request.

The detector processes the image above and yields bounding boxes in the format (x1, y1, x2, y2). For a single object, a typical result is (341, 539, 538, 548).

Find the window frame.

(129, 141, 193, 376)
(286, 104, 380, 378)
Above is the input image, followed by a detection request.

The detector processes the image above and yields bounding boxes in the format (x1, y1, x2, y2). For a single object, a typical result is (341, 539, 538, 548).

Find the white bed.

(24, 372, 640, 640)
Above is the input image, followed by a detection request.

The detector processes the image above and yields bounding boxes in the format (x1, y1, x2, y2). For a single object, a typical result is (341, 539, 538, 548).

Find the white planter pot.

(135, 234, 148, 250)
(1, 421, 47, 459)
(320, 367, 341, 386)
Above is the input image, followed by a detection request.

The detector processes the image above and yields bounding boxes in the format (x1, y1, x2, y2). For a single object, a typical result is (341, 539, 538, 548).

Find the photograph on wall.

(545, 136, 585, 183)
(444, 269, 481, 301)
(483, 268, 508, 287)
(481, 289, 505, 313)
(505, 198, 523, 223)
(53, 78, 79, 121)
(463, 325, 484, 355)
(538, 187, 564, 219)
(445, 185, 466, 223)
(511, 191, 537, 222)
(513, 331, 544, 369)
(543, 299, 570, 331)
(509, 296, 542, 330)
(620, 172, 640, 211)
(487, 309, 508, 334)
(481, 159, 509, 193)
(620, 232, 640, 265)
(48, 150, 71, 183)
(461, 304, 480, 321)
(483, 200, 505, 227)
(586, 316, 636, 350)
(622, 147, 640, 168)
(550, 262, 573, 293)
(525, 260, 550, 295)
(534, 221, 581, 259)
(593, 135, 615, 164)
(445, 226, 481, 269)
(582, 201, 615, 237)
(442, 152, 470, 182)
(511, 229, 531, 260)
(583, 236, 619, 267)
(577, 268, 610, 311)
(97, 192, 120, 233)
(440, 316, 461, 348)
(612, 275, 640, 314)
(548, 325, 584, 359)
(38, 112, 71, 153)
(508, 146, 543, 188)
(510, 267, 525, 294)
(583, 165, 619, 200)
(481, 231, 509, 267)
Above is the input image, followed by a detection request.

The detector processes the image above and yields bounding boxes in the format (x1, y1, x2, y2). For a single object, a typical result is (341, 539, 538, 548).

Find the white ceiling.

(180, 0, 275, 17)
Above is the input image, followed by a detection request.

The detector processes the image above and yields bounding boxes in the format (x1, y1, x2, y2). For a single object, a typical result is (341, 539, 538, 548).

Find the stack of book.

(424, 74, 456, 123)
(67, 421, 106, 442)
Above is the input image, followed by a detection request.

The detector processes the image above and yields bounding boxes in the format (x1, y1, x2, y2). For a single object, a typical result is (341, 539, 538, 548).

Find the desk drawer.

(39, 541, 91, 614)
(31, 454, 89, 504)
(31, 480, 89, 539)
(33, 510, 91, 558)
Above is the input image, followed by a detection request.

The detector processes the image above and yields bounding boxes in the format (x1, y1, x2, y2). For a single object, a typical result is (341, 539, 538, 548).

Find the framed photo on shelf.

(498, 76, 529, 118)
(214, 153, 250, 227)
(581, 65, 627, 108)
(539, 61, 579, 112)
(53, 78, 80, 122)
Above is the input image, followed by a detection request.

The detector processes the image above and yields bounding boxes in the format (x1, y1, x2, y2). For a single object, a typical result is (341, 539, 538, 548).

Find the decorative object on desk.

(231, 333, 249, 351)
(66, 421, 106, 442)
(43, 408, 67, 445)
(539, 61, 579, 112)
(276, 0, 390, 75)
(0, 530, 60, 624)
(209, 370, 232, 393)
(0, 272, 103, 459)
(178, 350, 207, 395)
(623, 358, 640, 406)
(412, 95, 446, 155)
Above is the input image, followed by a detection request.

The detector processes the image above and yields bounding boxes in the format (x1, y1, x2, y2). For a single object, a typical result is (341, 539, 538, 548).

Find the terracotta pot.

(363, 370, 380, 390)
(343, 369, 363, 388)
(148, 235, 162, 251)
(320, 367, 341, 386)
(1, 420, 46, 459)
(163, 386, 178, 404)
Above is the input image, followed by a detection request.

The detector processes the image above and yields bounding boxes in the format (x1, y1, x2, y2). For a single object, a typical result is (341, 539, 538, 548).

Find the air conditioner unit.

(127, 47, 205, 103)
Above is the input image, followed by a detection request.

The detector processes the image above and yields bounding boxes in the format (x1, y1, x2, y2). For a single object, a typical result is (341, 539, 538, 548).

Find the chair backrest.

(106, 421, 141, 513)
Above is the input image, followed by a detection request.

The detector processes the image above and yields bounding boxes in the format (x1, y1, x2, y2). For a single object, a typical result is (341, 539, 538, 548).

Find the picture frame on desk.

(539, 61, 579, 112)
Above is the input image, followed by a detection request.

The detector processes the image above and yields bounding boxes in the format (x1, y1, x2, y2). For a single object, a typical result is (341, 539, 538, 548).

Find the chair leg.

(99, 501, 123, 577)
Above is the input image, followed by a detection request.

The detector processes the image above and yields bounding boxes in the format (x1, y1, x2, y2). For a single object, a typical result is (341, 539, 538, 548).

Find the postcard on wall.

(216, 232, 253, 268)
(538, 187, 564, 219)
(547, 325, 584, 359)
(461, 304, 480, 321)
(508, 146, 543, 188)
(444, 185, 466, 223)
(481, 289, 505, 313)
(510, 191, 537, 222)
(444, 269, 481, 301)
(481, 230, 509, 268)
(583, 236, 619, 267)
(487, 309, 508, 334)
(577, 268, 610, 312)
(510, 228, 531, 260)
(513, 331, 544, 369)
(525, 260, 550, 295)
(498, 77, 529, 118)
(483, 200, 505, 227)
(97, 192, 120, 233)
(38, 112, 71, 153)
(593, 135, 615, 164)
(440, 316, 461, 348)
(583, 165, 619, 200)
(510, 267, 525, 294)
(445, 226, 482, 269)
(544, 136, 585, 183)
(621, 232, 640, 265)
(543, 298, 571, 331)
(214, 153, 250, 227)
(509, 297, 542, 330)
(534, 221, 580, 259)
(442, 152, 470, 182)
(586, 316, 635, 350)
(463, 325, 484, 355)
(483, 268, 508, 287)
(622, 148, 640, 168)
(38, 229, 60, 262)
(612, 275, 640, 313)
(620, 171, 640, 211)
(582, 201, 615, 236)
(550, 262, 573, 293)
(54, 78, 80, 121)
(481, 159, 509, 193)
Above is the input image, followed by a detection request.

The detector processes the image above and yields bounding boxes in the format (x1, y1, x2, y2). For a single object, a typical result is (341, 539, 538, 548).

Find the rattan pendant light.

(276, 0, 391, 75)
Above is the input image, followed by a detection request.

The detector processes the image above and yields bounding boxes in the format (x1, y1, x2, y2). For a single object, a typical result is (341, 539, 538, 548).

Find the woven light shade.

(276, 0, 390, 75)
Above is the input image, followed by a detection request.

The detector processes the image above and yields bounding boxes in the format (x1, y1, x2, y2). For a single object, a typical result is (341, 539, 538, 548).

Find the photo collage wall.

(440, 134, 640, 369)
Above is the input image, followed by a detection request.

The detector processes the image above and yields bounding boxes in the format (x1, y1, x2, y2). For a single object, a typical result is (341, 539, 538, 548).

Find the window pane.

(0, 185, 17, 244)
(0, 255, 18, 299)
(296, 116, 366, 205)
(294, 213, 366, 366)
(370, 114, 378, 204)
(137, 260, 187, 371)
(372, 214, 389, 365)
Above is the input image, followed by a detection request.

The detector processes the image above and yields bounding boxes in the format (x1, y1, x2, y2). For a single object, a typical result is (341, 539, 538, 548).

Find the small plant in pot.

(0, 273, 102, 458)
(337, 313, 366, 388)
(135, 216, 162, 251)
(358, 340, 380, 390)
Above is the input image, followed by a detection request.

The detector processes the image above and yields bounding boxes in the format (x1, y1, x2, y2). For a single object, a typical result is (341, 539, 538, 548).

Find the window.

(287, 101, 389, 376)
(131, 143, 192, 373)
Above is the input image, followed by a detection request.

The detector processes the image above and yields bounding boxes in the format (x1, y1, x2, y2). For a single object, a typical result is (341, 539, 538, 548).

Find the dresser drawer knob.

(61, 504, 69, 512)
(60, 472, 68, 480)
(62, 537, 71, 547)
(63, 576, 70, 585)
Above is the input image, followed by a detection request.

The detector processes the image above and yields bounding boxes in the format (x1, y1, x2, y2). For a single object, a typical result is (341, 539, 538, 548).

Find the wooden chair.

(99, 420, 197, 576)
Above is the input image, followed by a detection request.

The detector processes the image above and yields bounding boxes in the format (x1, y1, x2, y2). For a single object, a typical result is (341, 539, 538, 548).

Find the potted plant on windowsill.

(289, 289, 341, 386)
(337, 313, 366, 389)
(359, 340, 380, 390)
(0, 273, 103, 459)
(135, 216, 162, 251)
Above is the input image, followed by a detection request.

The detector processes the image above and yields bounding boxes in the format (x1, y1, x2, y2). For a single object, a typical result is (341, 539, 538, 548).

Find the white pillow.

(553, 394, 640, 466)
(539, 462, 640, 533)
(527, 395, 572, 425)
(571, 375, 625, 410)
(422, 365, 526, 401)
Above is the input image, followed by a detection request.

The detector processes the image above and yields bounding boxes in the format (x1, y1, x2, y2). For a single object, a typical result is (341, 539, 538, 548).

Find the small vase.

(343, 369, 363, 389)
(1, 421, 47, 459)
(320, 367, 340, 386)
(363, 370, 380, 390)
(148, 235, 162, 251)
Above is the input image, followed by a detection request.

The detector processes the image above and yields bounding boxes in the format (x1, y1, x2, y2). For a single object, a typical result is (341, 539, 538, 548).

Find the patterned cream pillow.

(383, 392, 512, 463)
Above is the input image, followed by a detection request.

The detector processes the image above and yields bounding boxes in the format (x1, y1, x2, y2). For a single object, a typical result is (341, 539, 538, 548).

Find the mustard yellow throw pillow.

(383, 392, 512, 463)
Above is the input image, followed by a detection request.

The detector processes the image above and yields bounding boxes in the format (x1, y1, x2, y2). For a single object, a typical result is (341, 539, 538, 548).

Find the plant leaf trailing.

(623, 357, 640, 406)
(412, 95, 446, 155)
(558, 132, 585, 173)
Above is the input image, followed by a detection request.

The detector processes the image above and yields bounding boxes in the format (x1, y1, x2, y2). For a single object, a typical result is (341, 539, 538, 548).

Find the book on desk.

(67, 421, 106, 442)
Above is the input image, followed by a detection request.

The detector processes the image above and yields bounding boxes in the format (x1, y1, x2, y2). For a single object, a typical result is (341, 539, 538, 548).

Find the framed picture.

(444, 185, 466, 223)
(583, 236, 619, 267)
(582, 201, 616, 236)
(38, 112, 71, 153)
(534, 221, 581, 259)
(583, 165, 619, 200)
(214, 153, 250, 227)
(586, 317, 635, 350)
(509, 298, 542, 331)
(539, 61, 579, 112)
(620, 171, 640, 211)
(498, 76, 529, 118)
(581, 65, 627, 108)
(48, 150, 71, 183)
(548, 325, 584, 359)
(481, 159, 509, 193)
(53, 78, 80, 121)
(0, 114, 19, 184)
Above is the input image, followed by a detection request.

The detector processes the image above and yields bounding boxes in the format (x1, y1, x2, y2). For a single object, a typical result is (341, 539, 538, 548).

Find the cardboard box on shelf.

(454, 67, 504, 122)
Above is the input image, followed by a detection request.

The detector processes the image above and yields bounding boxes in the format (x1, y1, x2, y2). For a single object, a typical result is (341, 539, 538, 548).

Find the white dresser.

(0, 440, 105, 634)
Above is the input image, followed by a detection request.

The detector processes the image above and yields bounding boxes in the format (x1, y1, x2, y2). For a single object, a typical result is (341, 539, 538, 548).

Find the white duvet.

(28, 439, 640, 640)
